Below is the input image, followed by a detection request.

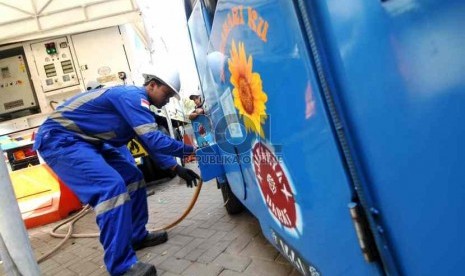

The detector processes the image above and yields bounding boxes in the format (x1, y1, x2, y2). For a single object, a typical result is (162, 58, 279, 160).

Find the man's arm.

(109, 89, 194, 158)
(110, 88, 200, 187)
(189, 107, 205, 120)
(151, 153, 177, 170)
(189, 112, 199, 120)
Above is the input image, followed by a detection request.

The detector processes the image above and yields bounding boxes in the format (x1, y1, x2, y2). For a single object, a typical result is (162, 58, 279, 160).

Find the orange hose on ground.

(37, 180, 203, 263)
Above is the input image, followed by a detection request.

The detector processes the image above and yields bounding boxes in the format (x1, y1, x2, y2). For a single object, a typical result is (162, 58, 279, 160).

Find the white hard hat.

(143, 67, 181, 100)
(189, 89, 202, 100)
(207, 51, 226, 83)
(86, 80, 104, 90)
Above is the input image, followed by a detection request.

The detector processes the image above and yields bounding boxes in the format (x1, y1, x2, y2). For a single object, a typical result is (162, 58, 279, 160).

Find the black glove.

(175, 165, 201, 188)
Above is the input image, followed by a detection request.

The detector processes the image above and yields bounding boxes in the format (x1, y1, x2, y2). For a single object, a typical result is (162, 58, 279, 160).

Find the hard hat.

(86, 80, 104, 90)
(207, 51, 226, 83)
(142, 67, 181, 100)
(189, 89, 202, 100)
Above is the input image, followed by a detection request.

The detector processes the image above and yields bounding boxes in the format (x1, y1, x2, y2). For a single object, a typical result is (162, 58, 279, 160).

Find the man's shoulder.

(108, 85, 145, 94)
(105, 85, 152, 112)
(106, 85, 147, 101)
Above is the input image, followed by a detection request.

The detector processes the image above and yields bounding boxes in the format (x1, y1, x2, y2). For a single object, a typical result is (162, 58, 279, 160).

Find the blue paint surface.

(189, 0, 465, 274)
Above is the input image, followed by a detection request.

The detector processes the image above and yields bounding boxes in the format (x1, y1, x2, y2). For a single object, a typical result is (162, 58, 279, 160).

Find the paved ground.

(1, 163, 299, 276)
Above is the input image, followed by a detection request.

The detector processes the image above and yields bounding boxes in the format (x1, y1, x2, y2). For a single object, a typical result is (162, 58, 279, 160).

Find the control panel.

(30, 37, 79, 92)
(0, 55, 38, 115)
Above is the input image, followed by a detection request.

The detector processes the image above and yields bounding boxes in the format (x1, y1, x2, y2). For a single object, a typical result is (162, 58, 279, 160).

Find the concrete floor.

(0, 163, 300, 276)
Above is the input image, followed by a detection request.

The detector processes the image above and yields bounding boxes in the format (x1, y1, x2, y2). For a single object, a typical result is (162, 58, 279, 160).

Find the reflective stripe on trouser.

(38, 137, 147, 276)
(102, 144, 149, 244)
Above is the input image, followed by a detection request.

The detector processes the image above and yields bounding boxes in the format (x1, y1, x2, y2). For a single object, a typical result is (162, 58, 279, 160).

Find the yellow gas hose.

(37, 180, 203, 263)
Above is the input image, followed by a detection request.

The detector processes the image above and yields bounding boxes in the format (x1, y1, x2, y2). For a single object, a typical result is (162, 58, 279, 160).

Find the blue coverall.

(34, 85, 193, 275)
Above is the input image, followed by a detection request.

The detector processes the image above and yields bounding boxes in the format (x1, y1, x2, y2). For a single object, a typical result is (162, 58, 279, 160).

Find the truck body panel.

(190, 0, 465, 275)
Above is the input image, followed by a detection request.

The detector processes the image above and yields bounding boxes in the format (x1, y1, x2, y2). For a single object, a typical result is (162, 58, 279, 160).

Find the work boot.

(132, 230, 168, 251)
(122, 262, 157, 276)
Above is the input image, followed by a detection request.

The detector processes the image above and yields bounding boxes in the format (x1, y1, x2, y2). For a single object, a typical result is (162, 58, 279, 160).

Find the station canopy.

(0, 0, 147, 45)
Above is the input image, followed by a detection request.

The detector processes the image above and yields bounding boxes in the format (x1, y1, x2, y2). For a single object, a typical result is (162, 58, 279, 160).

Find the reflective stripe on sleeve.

(133, 123, 158, 136)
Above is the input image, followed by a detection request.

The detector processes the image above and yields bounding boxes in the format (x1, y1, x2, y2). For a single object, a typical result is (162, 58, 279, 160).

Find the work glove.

(174, 165, 201, 188)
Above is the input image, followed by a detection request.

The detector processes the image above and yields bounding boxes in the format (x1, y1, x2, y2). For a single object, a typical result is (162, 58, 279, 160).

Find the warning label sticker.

(252, 141, 301, 230)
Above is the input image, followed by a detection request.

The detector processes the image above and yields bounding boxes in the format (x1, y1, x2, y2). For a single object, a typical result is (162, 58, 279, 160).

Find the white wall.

(135, 0, 200, 98)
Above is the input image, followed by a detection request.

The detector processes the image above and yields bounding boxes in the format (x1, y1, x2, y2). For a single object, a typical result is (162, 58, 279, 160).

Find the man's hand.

(189, 112, 199, 120)
(174, 165, 201, 188)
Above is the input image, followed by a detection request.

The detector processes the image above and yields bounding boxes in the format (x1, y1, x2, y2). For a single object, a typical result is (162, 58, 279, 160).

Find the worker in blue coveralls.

(34, 68, 200, 276)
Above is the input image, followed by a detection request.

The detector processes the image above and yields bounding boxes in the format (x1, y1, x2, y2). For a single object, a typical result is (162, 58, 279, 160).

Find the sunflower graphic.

(228, 40, 268, 137)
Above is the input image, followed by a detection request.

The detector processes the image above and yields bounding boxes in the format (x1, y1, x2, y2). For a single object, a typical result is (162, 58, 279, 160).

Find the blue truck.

(186, 0, 465, 275)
